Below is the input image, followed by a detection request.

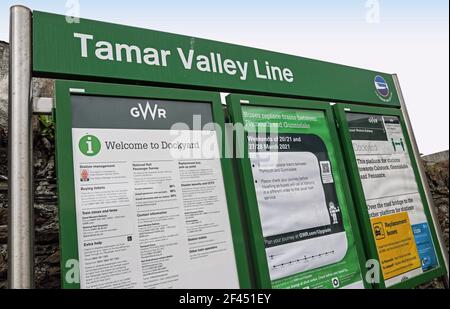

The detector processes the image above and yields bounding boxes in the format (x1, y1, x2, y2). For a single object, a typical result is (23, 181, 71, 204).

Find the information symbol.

(79, 135, 101, 157)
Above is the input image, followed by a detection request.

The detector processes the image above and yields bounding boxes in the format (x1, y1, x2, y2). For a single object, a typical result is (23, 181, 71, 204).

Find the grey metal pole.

(8, 5, 34, 289)
(393, 74, 449, 287)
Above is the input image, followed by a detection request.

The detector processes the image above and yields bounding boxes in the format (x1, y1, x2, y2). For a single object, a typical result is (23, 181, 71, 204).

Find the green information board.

(55, 80, 251, 289)
(227, 94, 368, 289)
(333, 104, 447, 289)
(26, 8, 445, 290)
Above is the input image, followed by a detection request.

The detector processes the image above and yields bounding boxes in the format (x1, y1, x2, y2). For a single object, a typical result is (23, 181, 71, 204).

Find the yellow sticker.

(371, 212, 421, 281)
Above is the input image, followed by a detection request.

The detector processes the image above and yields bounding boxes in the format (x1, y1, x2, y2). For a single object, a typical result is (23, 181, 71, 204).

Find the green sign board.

(227, 94, 369, 289)
(33, 11, 400, 107)
(55, 80, 251, 289)
(34, 8, 445, 290)
(333, 104, 447, 289)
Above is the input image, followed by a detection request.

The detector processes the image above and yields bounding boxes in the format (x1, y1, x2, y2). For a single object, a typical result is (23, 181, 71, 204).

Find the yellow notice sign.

(371, 212, 421, 281)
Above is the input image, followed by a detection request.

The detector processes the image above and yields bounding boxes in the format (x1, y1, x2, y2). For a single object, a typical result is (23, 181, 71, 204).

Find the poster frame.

(333, 103, 447, 289)
(227, 94, 370, 289)
(54, 80, 252, 289)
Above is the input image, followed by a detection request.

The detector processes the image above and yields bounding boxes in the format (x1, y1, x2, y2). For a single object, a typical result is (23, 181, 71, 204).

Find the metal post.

(8, 5, 34, 289)
(393, 74, 449, 287)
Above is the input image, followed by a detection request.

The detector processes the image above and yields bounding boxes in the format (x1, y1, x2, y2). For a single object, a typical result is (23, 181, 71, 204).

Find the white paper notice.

(254, 152, 331, 234)
(353, 118, 427, 225)
(72, 129, 239, 289)
(251, 151, 348, 281)
(348, 114, 439, 287)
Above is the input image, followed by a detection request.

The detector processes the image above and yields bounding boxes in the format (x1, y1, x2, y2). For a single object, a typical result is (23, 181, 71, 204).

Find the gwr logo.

(368, 117, 379, 125)
(130, 102, 167, 120)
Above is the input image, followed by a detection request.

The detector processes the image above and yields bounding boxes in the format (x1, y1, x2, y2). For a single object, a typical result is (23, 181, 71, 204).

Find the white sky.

(0, 1, 448, 155)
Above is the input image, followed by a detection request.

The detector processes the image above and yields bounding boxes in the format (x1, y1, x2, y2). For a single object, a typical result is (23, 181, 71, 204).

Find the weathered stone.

(0, 249, 6, 280)
(44, 250, 60, 265)
(0, 244, 6, 285)
(0, 52, 59, 288)
(0, 41, 55, 134)
(417, 159, 449, 289)
(0, 41, 9, 133)
(0, 208, 6, 225)
(36, 224, 60, 245)
(0, 225, 6, 244)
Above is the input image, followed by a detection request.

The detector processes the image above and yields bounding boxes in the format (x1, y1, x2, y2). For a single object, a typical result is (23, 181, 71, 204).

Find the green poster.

(241, 105, 364, 289)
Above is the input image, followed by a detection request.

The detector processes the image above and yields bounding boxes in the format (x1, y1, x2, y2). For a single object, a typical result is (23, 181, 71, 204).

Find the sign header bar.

(33, 11, 400, 106)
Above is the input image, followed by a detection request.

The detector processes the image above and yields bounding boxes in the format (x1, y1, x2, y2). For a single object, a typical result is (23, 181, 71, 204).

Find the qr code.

(321, 161, 331, 174)
(320, 161, 334, 184)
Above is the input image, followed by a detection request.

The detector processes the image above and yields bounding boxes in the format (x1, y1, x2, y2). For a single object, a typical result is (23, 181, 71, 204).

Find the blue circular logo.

(374, 75, 390, 97)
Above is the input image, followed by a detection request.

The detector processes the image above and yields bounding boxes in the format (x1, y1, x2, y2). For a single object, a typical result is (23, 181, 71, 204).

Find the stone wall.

(0, 41, 10, 289)
(417, 159, 449, 289)
(0, 41, 9, 133)
(0, 41, 59, 289)
(0, 41, 448, 289)
(423, 151, 449, 165)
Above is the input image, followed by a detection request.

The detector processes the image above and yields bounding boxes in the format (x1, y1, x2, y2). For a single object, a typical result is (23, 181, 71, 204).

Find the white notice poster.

(247, 132, 348, 282)
(71, 95, 239, 289)
(347, 113, 439, 287)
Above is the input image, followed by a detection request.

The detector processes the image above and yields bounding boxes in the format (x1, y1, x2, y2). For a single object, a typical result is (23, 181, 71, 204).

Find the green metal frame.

(333, 103, 447, 289)
(227, 94, 370, 289)
(54, 80, 252, 289)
